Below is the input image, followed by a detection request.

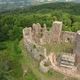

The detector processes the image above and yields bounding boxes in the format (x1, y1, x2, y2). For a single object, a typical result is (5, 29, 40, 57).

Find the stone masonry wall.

(50, 21, 62, 43)
(61, 31, 76, 43)
(23, 21, 78, 61)
(74, 31, 80, 64)
(23, 27, 46, 61)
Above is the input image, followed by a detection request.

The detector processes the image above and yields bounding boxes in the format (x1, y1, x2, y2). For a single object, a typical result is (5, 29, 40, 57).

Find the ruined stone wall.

(42, 31, 51, 44)
(50, 21, 62, 43)
(74, 31, 80, 64)
(23, 27, 46, 61)
(26, 41, 45, 60)
(41, 21, 63, 44)
(61, 31, 76, 43)
(32, 23, 42, 44)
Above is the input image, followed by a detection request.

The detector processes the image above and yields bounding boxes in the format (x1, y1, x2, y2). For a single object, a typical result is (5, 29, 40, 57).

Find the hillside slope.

(27, 2, 80, 15)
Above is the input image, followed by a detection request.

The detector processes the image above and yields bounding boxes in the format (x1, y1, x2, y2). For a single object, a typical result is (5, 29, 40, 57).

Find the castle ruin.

(23, 21, 80, 78)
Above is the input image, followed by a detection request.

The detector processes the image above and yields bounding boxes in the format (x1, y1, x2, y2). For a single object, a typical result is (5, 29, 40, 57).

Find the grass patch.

(24, 69, 38, 80)
(46, 69, 64, 80)
(43, 42, 74, 55)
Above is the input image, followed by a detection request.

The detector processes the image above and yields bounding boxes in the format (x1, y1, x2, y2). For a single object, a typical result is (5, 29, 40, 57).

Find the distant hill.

(26, 2, 80, 15)
(0, 2, 80, 14)
(0, 0, 80, 12)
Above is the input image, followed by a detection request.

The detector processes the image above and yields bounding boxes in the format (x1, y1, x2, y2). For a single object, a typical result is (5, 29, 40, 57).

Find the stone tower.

(50, 21, 62, 42)
(74, 31, 80, 64)
(32, 23, 42, 43)
(23, 27, 32, 43)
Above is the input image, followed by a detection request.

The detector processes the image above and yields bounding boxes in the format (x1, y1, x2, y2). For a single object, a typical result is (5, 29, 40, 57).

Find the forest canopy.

(0, 2, 80, 41)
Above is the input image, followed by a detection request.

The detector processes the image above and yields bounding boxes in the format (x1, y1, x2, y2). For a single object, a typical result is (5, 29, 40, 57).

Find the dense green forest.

(0, 2, 80, 80)
(1, 2, 80, 41)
